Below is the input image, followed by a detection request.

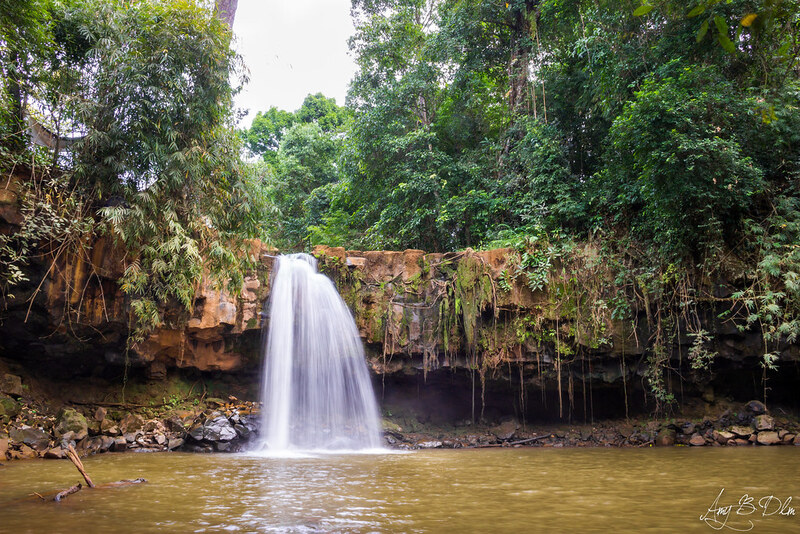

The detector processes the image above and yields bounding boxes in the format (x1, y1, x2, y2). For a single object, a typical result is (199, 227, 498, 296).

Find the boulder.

(714, 430, 734, 444)
(167, 437, 184, 450)
(215, 441, 231, 452)
(55, 410, 88, 441)
(9, 427, 51, 450)
(112, 436, 128, 451)
(100, 419, 120, 435)
(0, 437, 8, 458)
(492, 419, 518, 441)
(0, 395, 20, 419)
(123, 431, 141, 443)
(234, 424, 251, 440)
(118, 413, 144, 434)
(44, 447, 66, 459)
(188, 424, 205, 441)
(745, 400, 767, 415)
(17, 443, 37, 459)
(165, 416, 186, 434)
(417, 440, 443, 449)
(756, 431, 780, 445)
(655, 428, 676, 447)
(729, 425, 752, 438)
(689, 433, 706, 446)
(203, 416, 236, 442)
(0, 374, 24, 397)
(782, 433, 796, 444)
(753, 415, 774, 431)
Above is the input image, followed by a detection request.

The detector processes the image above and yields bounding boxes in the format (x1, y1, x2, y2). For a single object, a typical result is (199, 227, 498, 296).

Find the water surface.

(0, 448, 797, 533)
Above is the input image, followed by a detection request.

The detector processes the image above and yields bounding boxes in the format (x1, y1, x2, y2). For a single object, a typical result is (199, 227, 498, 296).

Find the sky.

(231, 0, 358, 127)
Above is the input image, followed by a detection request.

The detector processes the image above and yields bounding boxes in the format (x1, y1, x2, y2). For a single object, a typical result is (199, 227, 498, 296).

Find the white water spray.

(259, 253, 382, 451)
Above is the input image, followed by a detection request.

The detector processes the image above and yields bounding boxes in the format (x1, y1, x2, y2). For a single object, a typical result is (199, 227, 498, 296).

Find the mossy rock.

(0, 394, 20, 418)
(55, 409, 89, 440)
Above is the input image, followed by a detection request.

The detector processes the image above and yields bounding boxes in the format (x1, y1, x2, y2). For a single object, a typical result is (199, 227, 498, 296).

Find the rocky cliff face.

(0, 230, 272, 377)
(2, 225, 799, 420)
(310, 245, 800, 419)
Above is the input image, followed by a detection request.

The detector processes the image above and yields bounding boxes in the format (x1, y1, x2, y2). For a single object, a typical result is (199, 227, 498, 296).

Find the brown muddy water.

(0, 448, 798, 533)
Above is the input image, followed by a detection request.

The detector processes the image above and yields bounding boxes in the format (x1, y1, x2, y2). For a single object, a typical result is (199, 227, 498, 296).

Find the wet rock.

(753, 415, 774, 431)
(655, 428, 676, 446)
(123, 431, 142, 443)
(756, 431, 780, 445)
(119, 413, 144, 434)
(203, 417, 236, 442)
(9, 427, 51, 450)
(143, 419, 164, 433)
(745, 400, 767, 415)
(417, 440, 443, 449)
(44, 447, 65, 459)
(680, 422, 695, 435)
(112, 436, 128, 451)
(55, 410, 88, 441)
(0, 374, 24, 397)
(689, 433, 706, 446)
(234, 424, 251, 440)
(0, 437, 8, 458)
(18, 443, 37, 459)
(713, 430, 734, 444)
(165, 416, 186, 434)
(167, 438, 184, 450)
(0, 395, 20, 419)
(215, 441, 231, 452)
(154, 434, 166, 445)
(729, 425, 752, 438)
(732, 438, 750, 446)
(101, 418, 119, 435)
(782, 433, 796, 444)
(188, 424, 205, 441)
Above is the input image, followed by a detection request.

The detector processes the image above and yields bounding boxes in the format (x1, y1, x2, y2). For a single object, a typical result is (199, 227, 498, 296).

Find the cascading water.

(258, 253, 382, 451)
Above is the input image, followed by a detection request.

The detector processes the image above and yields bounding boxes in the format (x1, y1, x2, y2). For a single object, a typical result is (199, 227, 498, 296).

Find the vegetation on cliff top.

(1, 0, 270, 341)
(238, 1, 799, 409)
(2, 1, 799, 412)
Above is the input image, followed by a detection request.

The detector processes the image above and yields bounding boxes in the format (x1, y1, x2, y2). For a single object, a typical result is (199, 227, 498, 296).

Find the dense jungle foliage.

(238, 0, 799, 407)
(1, 0, 269, 340)
(1, 0, 799, 408)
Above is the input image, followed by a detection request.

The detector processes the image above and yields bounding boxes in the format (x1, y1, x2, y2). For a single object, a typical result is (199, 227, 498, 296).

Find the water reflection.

(0, 448, 797, 533)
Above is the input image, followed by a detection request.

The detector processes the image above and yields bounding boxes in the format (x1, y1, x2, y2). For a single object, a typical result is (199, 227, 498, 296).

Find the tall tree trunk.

(214, 0, 239, 31)
(507, 2, 537, 115)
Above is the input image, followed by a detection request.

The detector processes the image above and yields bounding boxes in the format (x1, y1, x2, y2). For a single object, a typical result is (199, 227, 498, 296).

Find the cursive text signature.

(700, 488, 796, 531)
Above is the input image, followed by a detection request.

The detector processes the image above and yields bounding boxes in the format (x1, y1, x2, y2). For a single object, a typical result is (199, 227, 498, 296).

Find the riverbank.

(2, 364, 798, 462)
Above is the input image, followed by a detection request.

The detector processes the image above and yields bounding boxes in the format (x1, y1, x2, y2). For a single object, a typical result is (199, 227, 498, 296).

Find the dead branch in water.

(65, 444, 94, 488)
(54, 484, 81, 502)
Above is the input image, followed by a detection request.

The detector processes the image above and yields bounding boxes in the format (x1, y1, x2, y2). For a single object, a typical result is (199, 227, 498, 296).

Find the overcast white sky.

(231, 0, 358, 127)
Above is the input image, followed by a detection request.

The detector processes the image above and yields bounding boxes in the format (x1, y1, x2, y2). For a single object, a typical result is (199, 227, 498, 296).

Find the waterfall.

(258, 253, 382, 451)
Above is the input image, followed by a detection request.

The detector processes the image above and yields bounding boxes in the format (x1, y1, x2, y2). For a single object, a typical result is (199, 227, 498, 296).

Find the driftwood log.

(65, 445, 95, 488)
(54, 484, 82, 502)
(39, 444, 146, 502)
